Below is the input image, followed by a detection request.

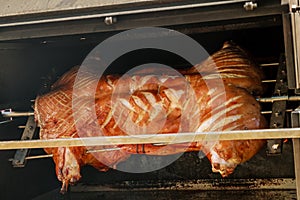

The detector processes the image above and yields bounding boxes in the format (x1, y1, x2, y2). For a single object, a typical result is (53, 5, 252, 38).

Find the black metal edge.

(282, 13, 296, 89)
(0, 1, 288, 41)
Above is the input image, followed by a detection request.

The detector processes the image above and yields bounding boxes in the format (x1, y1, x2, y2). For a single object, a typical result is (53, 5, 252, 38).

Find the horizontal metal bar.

(0, 120, 13, 125)
(261, 79, 277, 83)
(174, 16, 282, 35)
(1, 2, 286, 41)
(261, 109, 293, 114)
(259, 63, 280, 67)
(152, 143, 167, 146)
(257, 95, 300, 102)
(87, 147, 122, 153)
(9, 147, 123, 161)
(0, 0, 249, 28)
(1, 111, 34, 118)
(1, 96, 299, 120)
(24, 154, 53, 160)
(1, 128, 300, 150)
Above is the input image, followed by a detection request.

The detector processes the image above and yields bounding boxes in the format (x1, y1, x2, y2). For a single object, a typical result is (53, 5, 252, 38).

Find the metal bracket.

(7, 68, 56, 167)
(267, 55, 288, 155)
(0, 108, 13, 125)
(0, 77, 50, 145)
(12, 115, 37, 167)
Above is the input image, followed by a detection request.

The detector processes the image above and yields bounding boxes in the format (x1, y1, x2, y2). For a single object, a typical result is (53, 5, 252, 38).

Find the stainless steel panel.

(0, 2, 286, 41)
(0, 0, 158, 17)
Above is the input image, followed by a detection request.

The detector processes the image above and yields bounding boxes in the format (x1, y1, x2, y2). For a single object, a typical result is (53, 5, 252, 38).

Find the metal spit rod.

(259, 62, 279, 67)
(1, 111, 34, 118)
(12, 109, 297, 129)
(261, 109, 293, 115)
(257, 96, 300, 103)
(1, 96, 299, 120)
(1, 96, 300, 117)
(8, 147, 122, 161)
(261, 80, 276, 83)
(1, 127, 300, 150)
(23, 154, 53, 160)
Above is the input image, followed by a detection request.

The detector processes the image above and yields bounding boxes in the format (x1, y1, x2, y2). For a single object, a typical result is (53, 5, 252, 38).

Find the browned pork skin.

(34, 41, 266, 192)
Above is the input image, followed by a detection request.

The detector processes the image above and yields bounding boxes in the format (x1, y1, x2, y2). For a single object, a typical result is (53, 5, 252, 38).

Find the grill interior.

(0, 6, 298, 200)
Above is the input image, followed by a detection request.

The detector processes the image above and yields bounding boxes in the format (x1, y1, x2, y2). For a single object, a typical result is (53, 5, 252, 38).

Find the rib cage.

(34, 41, 267, 192)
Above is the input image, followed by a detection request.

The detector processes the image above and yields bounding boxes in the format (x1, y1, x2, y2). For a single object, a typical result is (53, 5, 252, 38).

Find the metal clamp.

(0, 109, 13, 124)
(1, 109, 34, 118)
(11, 115, 37, 167)
(0, 108, 34, 125)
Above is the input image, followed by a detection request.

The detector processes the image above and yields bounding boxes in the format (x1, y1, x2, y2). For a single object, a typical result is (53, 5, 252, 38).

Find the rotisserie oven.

(0, 0, 300, 199)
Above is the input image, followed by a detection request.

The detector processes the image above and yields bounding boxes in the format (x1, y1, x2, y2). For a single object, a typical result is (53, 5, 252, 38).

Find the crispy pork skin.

(34, 42, 266, 191)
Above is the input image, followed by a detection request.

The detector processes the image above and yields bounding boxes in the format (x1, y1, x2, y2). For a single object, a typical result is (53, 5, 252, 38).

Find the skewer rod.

(261, 109, 293, 114)
(257, 96, 300, 102)
(25, 154, 53, 160)
(259, 63, 279, 67)
(1, 111, 34, 118)
(261, 79, 276, 83)
(2, 95, 300, 119)
(0, 128, 300, 150)
(11, 147, 122, 161)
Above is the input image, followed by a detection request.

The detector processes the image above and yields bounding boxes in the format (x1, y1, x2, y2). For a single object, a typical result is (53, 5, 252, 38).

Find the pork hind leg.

(53, 147, 82, 193)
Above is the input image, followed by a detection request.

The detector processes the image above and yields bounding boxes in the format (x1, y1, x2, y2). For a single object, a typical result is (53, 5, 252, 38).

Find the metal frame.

(267, 55, 288, 155)
(292, 108, 300, 199)
(0, 0, 254, 27)
(0, 0, 299, 198)
(287, 1, 300, 198)
(283, 12, 296, 88)
(11, 115, 37, 167)
(290, 0, 300, 88)
(0, 1, 287, 41)
(293, 138, 300, 199)
(283, 0, 300, 89)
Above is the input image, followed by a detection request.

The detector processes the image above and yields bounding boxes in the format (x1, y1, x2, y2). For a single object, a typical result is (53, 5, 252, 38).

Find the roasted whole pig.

(34, 41, 267, 192)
